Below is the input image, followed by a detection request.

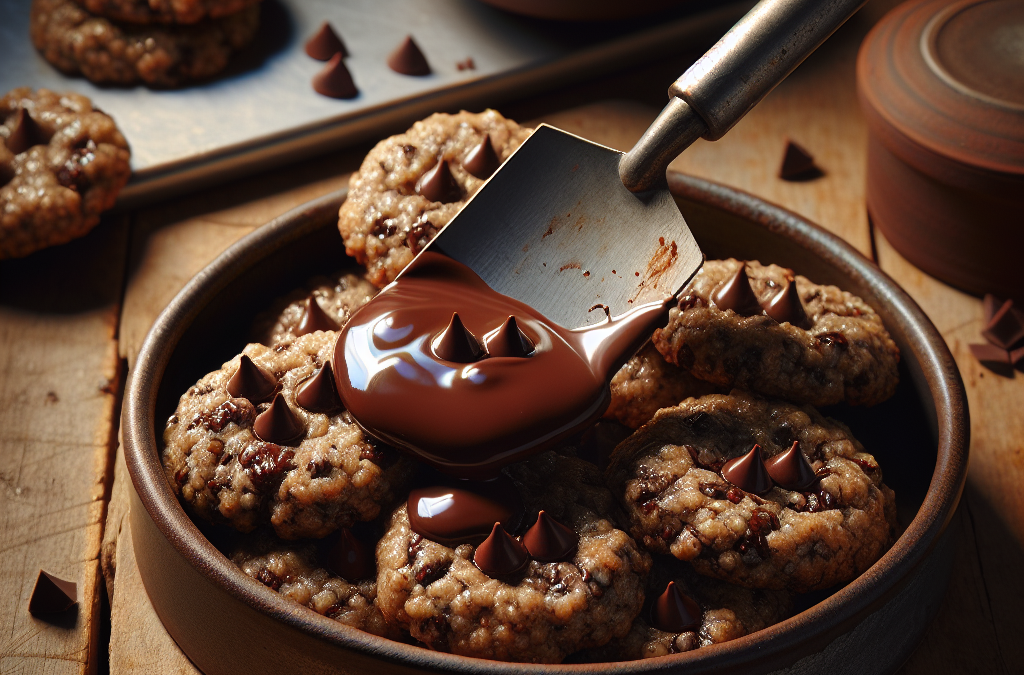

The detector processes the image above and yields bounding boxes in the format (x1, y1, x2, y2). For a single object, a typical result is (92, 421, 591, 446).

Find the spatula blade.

(424, 124, 703, 330)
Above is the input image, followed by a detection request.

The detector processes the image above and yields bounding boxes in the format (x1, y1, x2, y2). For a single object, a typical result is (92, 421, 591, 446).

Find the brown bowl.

(124, 172, 968, 675)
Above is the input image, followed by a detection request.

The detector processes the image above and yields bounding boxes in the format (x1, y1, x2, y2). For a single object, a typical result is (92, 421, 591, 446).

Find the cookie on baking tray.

(1, 88, 130, 259)
(252, 271, 377, 346)
(337, 110, 532, 288)
(606, 391, 897, 593)
(72, 0, 261, 24)
(654, 259, 900, 407)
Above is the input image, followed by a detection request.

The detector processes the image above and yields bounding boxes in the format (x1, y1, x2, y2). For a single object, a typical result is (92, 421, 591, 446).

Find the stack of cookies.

(29, 0, 263, 87)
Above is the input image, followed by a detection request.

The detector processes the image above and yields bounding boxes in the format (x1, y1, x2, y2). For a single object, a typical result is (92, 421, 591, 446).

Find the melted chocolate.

(28, 571, 77, 615)
(473, 523, 529, 577)
(463, 134, 500, 179)
(721, 444, 774, 495)
(485, 316, 534, 358)
(326, 528, 375, 580)
(651, 581, 701, 633)
(335, 252, 671, 477)
(763, 279, 811, 329)
(522, 510, 576, 562)
(296, 296, 340, 336)
(433, 312, 484, 362)
(415, 159, 461, 203)
(6, 108, 46, 156)
(305, 22, 347, 61)
(312, 54, 358, 99)
(227, 355, 277, 402)
(711, 264, 762, 316)
(253, 394, 305, 446)
(764, 441, 818, 491)
(296, 361, 342, 413)
(387, 35, 431, 76)
(407, 475, 524, 545)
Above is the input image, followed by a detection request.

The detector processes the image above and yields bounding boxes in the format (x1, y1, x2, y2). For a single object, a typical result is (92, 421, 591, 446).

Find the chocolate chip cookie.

(654, 259, 900, 406)
(607, 392, 897, 592)
(1, 88, 131, 259)
(72, 0, 261, 24)
(337, 110, 532, 288)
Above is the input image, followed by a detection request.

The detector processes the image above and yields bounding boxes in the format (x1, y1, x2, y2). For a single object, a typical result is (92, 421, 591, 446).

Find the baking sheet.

(0, 0, 751, 206)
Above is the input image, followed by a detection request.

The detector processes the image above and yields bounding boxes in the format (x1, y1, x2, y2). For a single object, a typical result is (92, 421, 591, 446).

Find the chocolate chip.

(227, 355, 277, 402)
(296, 360, 342, 414)
(239, 441, 294, 493)
(720, 444, 774, 495)
(463, 134, 500, 179)
(326, 528, 375, 580)
(406, 219, 436, 254)
(296, 296, 340, 336)
(432, 312, 484, 363)
(765, 440, 818, 491)
(473, 522, 529, 577)
(676, 293, 704, 311)
(253, 394, 305, 445)
(415, 159, 461, 203)
(386, 35, 431, 76)
(485, 315, 533, 358)
(56, 146, 95, 191)
(199, 399, 255, 432)
(312, 53, 358, 99)
(650, 581, 701, 633)
(816, 331, 849, 349)
(778, 139, 822, 181)
(522, 510, 577, 562)
(763, 278, 811, 328)
(456, 57, 475, 71)
(305, 22, 347, 60)
(6, 108, 47, 156)
(711, 263, 762, 316)
(255, 567, 281, 590)
(28, 570, 77, 615)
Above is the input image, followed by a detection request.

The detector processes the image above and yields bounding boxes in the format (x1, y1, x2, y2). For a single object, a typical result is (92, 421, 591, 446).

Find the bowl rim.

(124, 171, 969, 673)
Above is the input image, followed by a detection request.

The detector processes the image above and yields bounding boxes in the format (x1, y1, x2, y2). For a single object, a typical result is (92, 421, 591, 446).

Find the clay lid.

(857, 0, 1024, 180)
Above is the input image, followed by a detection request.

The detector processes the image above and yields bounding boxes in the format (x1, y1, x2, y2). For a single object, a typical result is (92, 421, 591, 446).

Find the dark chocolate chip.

(296, 360, 342, 414)
(763, 278, 811, 329)
(253, 394, 305, 445)
(387, 35, 431, 76)
(226, 355, 277, 402)
(200, 398, 255, 432)
(326, 528, 375, 580)
(239, 441, 294, 493)
(522, 510, 577, 562)
(816, 331, 849, 349)
(765, 441, 818, 491)
(305, 22, 347, 61)
(433, 312, 483, 363)
(408, 477, 524, 546)
(721, 444, 774, 495)
(296, 296, 340, 336)
(473, 522, 529, 577)
(6, 108, 46, 156)
(312, 53, 358, 99)
(485, 315, 533, 358)
(463, 134, 500, 179)
(28, 570, 77, 615)
(415, 159, 461, 203)
(651, 581, 701, 633)
(711, 263, 762, 316)
(982, 298, 1024, 350)
(778, 139, 822, 180)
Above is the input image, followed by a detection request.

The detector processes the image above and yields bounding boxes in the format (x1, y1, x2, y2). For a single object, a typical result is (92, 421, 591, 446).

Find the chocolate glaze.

(522, 510, 576, 562)
(473, 523, 529, 577)
(407, 475, 524, 545)
(7, 108, 46, 155)
(335, 252, 671, 477)
(253, 394, 305, 446)
(326, 528, 375, 580)
(463, 134, 500, 179)
(296, 296, 340, 336)
(296, 361, 342, 414)
(764, 279, 811, 329)
(305, 22, 347, 61)
(312, 54, 358, 99)
(711, 264, 762, 317)
(387, 35, 431, 76)
(651, 581, 701, 633)
(433, 312, 484, 363)
(485, 316, 534, 358)
(765, 441, 818, 491)
(28, 570, 77, 615)
(227, 355, 277, 402)
(415, 160, 461, 203)
(721, 444, 774, 495)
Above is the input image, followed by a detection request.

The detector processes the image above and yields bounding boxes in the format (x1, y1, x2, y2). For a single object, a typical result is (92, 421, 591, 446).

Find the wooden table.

(1, 1, 1021, 672)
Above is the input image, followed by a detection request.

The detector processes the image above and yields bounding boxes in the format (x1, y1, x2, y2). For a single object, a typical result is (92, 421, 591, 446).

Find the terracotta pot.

(124, 173, 968, 675)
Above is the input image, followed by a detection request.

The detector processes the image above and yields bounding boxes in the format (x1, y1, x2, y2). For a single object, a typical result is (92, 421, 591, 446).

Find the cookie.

(375, 451, 651, 663)
(654, 259, 900, 407)
(337, 110, 532, 288)
(72, 0, 261, 24)
(1, 88, 131, 259)
(162, 332, 410, 540)
(30, 0, 260, 87)
(606, 392, 897, 592)
(252, 272, 377, 345)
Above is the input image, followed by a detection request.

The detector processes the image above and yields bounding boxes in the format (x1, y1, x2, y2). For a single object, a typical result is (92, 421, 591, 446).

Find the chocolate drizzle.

(253, 394, 305, 446)
(473, 523, 529, 577)
(463, 134, 500, 179)
(415, 159, 461, 203)
(28, 571, 78, 615)
(296, 361, 342, 413)
(433, 312, 484, 362)
(312, 54, 358, 99)
(485, 316, 533, 358)
(522, 510, 576, 562)
(296, 296, 340, 336)
(711, 264, 762, 316)
(326, 528, 375, 580)
(721, 444, 774, 494)
(651, 581, 701, 633)
(387, 35, 431, 76)
(764, 279, 811, 329)
(765, 441, 818, 491)
(305, 22, 348, 60)
(227, 355, 277, 402)
(6, 108, 46, 155)
(407, 476, 524, 546)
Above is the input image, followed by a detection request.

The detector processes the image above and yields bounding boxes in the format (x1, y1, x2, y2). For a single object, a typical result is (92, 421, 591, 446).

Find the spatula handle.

(620, 0, 867, 192)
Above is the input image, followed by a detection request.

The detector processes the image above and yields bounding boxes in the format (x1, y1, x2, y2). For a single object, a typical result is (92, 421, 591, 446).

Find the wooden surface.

(0, 0, 1020, 672)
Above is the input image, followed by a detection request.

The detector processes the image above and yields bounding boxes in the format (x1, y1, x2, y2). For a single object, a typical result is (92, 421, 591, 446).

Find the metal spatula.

(425, 0, 866, 331)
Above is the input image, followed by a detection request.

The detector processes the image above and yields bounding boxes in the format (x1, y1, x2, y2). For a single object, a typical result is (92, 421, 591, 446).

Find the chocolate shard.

(312, 53, 359, 99)
(651, 581, 701, 633)
(711, 263, 763, 316)
(778, 139, 821, 180)
(763, 278, 811, 329)
(227, 354, 277, 402)
(522, 510, 576, 562)
(408, 476, 525, 546)
(982, 294, 1001, 324)
(970, 342, 1011, 365)
(486, 316, 534, 358)
(433, 312, 483, 363)
(415, 159, 461, 203)
(387, 35, 431, 76)
(721, 444, 774, 494)
(253, 393, 305, 446)
(305, 22, 348, 60)
(296, 360, 342, 413)
(28, 570, 77, 615)
(296, 296, 340, 336)
(764, 441, 818, 491)
(326, 528, 375, 580)
(6, 108, 46, 156)
(473, 522, 529, 577)
(463, 134, 500, 179)
(981, 298, 1024, 350)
